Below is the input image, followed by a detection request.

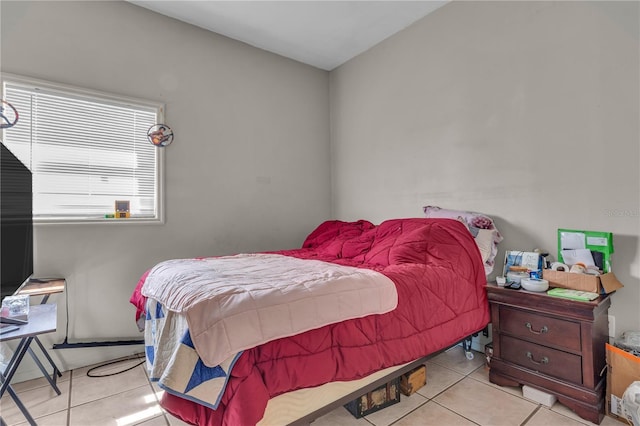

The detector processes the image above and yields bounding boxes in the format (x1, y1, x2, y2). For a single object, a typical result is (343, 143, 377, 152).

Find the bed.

(130, 215, 498, 425)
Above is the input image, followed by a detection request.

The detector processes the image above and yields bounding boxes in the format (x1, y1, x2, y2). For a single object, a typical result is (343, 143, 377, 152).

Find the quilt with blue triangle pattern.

(144, 298, 242, 409)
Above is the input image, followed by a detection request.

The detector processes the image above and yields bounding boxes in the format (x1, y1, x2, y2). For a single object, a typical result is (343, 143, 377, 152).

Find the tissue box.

(543, 270, 623, 295)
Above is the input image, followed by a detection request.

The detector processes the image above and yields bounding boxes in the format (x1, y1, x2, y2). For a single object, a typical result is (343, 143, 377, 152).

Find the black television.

(1, 142, 33, 301)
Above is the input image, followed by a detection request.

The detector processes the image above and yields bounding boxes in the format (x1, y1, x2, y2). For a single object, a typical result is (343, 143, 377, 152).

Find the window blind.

(2, 78, 162, 222)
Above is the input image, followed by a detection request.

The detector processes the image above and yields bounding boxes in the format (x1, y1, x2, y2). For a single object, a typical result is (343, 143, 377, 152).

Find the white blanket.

(141, 253, 398, 367)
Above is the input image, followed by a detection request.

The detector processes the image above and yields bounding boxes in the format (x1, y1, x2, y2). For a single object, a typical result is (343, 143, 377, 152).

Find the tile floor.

(0, 346, 622, 426)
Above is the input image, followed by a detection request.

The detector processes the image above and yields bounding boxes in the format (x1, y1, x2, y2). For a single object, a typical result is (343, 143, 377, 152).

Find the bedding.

(130, 217, 490, 425)
(143, 253, 398, 367)
(423, 205, 503, 275)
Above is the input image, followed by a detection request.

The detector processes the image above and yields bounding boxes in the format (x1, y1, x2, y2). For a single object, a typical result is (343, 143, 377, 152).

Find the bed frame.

(259, 335, 479, 425)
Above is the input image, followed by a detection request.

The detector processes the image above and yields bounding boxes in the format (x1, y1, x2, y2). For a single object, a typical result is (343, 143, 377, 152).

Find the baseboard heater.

(53, 339, 144, 349)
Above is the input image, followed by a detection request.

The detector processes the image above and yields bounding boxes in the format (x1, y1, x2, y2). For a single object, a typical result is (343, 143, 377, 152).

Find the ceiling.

(128, 1, 448, 71)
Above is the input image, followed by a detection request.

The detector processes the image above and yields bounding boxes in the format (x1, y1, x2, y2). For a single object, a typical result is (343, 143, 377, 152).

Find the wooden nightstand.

(486, 283, 610, 424)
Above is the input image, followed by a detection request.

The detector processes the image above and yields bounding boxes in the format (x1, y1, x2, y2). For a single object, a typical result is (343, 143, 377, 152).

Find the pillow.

(474, 228, 495, 264)
(423, 206, 503, 274)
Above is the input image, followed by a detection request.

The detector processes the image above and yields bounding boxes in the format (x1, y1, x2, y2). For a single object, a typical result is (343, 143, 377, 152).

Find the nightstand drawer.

(501, 335, 583, 384)
(500, 306, 581, 352)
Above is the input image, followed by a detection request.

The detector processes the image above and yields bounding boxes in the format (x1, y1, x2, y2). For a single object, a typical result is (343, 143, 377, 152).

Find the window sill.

(35, 217, 164, 226)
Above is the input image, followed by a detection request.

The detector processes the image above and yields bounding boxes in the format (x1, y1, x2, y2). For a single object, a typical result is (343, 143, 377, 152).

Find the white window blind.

(2, 76, 163, 223)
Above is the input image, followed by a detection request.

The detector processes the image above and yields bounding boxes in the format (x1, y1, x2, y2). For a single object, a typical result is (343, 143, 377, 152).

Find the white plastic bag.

(622, 381, 640, 426)
(617, 331, 640, 357)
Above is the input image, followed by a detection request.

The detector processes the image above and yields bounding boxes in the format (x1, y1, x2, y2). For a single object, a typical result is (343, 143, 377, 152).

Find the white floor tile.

(434, 377, 538, 426)
(0, 379, 70, 425)
(394, 400, 477, 426)
(428, 346, 485, 376)
(2, 348, 620, 426)
(365, 392, 428, 426)
(69, 385, 162, 426)
(416, 362, 465, 399)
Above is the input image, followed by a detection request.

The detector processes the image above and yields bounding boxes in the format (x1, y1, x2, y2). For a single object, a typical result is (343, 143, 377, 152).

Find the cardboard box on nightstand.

(542, 270, 623, 294)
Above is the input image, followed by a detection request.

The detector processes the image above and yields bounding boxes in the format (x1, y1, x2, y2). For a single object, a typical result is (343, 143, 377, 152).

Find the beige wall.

(2, 0, 639, 381)
(331, 1, 639, 333)
(1, 1, 330, 377)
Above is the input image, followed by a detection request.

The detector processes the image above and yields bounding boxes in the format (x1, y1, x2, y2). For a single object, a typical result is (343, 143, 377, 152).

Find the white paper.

(560, 248, 596, 267)
(586, 236, 608, 247)
(520, 252, 540, 270)
(560, 232, 586, 250)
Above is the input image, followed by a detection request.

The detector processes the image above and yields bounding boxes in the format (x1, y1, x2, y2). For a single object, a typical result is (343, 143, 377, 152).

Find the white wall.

(1, 1, 330, 378)
(331, 2, 640, 333)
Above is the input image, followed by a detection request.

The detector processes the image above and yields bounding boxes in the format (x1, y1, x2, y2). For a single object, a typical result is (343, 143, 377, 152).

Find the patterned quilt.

(145, 298, 242, 409)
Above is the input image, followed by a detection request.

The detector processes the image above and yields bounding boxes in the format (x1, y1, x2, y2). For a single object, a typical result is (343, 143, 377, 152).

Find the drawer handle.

(525, 322, 548, 335)
(526, 351, 549, 365)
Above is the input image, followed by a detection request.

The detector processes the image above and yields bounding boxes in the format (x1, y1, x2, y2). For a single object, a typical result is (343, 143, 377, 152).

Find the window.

(2, 74, 164, 223)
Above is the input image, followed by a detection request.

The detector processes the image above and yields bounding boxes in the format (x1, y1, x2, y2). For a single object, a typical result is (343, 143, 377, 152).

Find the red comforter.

(130, 218, 489, 425)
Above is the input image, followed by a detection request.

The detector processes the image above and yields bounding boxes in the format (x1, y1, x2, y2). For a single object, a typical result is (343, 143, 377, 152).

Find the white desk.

(1, 304, 60, 426)
(0, 304, 57, 341)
